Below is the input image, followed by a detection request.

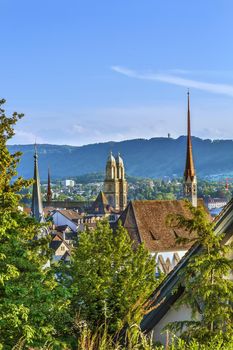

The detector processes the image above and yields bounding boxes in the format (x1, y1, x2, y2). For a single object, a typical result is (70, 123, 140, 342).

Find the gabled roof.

(54, 230, 77, 241)
(50, 238, 70, 252)
(50, 240, 63, 251)
(53, 209, 83, 221)
(118, 199, 208, 252)
(141, 198, 233, 333)
(89, 191, 111, 214)
(51, 233, 63, 241)
(56, 225, 73, 233)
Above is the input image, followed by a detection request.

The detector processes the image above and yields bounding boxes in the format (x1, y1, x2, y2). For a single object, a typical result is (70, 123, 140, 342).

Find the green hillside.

(8, 136, 233, 180)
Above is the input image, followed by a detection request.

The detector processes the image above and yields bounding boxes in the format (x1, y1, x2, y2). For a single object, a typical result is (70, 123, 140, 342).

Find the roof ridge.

(131, 201, 143, 244)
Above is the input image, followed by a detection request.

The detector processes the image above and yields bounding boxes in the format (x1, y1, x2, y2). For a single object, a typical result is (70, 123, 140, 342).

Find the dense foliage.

(61, 221, 158, 337)
(167, 201, 233, 343)
(0, 100, 69, 349)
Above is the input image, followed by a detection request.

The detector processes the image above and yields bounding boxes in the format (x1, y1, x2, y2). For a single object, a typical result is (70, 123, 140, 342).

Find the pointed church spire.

(47, 167, 52, 205)
(183, 91, 197, 207)
(184, 90, 195, 181)
(31, 144, 45, 222)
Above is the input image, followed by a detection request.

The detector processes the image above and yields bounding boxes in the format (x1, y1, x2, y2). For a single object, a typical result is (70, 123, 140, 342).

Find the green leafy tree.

(167, 201, 233, 343)
(0, 99, 70, 349)
(63, 220, 158, 337)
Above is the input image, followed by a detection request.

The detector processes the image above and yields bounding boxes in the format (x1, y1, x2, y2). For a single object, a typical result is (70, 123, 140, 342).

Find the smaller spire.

(31, 145, 45, 222)
(47, 167, 52, 205)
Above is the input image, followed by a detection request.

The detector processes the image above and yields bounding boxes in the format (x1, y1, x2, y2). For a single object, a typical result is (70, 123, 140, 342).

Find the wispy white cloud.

(166, 69, 233, 76)
(12, 130, 45, 144)
(111, 66, 233, 97)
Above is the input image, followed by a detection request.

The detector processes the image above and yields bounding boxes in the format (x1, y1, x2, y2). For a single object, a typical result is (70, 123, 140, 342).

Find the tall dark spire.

(183, 91, 197, 207)
(47, 168, 52, 205)
(184, 91, 195, 181)
(31, 144, 45, 222)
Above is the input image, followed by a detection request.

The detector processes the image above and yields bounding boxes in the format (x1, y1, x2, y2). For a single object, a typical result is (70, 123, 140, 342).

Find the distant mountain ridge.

(8, 136, 233, 180)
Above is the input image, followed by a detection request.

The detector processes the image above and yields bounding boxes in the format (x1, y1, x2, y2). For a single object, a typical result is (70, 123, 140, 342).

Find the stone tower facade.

(183, 92, 197, 207)
(103, 152, 127, 211)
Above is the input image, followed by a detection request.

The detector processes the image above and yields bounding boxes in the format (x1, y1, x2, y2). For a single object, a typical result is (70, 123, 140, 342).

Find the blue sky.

(2, 0, 233, 145)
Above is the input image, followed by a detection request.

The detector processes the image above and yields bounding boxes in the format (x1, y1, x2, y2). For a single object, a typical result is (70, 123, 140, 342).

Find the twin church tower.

(103, 152, 128, 211)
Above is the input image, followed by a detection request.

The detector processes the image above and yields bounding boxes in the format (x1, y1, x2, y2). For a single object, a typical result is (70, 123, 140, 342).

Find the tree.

(0, 99, 69, 349)
(167, 201, 233, 343)
(63, 220, 158, 337)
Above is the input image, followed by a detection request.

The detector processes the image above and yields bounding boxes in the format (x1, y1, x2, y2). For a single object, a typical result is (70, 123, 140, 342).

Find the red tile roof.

(118, 199, 209, 252)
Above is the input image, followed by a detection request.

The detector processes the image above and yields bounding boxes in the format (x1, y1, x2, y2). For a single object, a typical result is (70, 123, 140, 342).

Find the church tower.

(31, 145, 45, 222)
(116, 153, 128, 211)
(103, 152, 128, 212)
(103, 152, 120, 210)
(183, 91, 197, 207)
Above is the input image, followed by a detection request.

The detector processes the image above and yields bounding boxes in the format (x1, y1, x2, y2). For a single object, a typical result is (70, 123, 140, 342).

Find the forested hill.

(8, 136, 233, 180)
